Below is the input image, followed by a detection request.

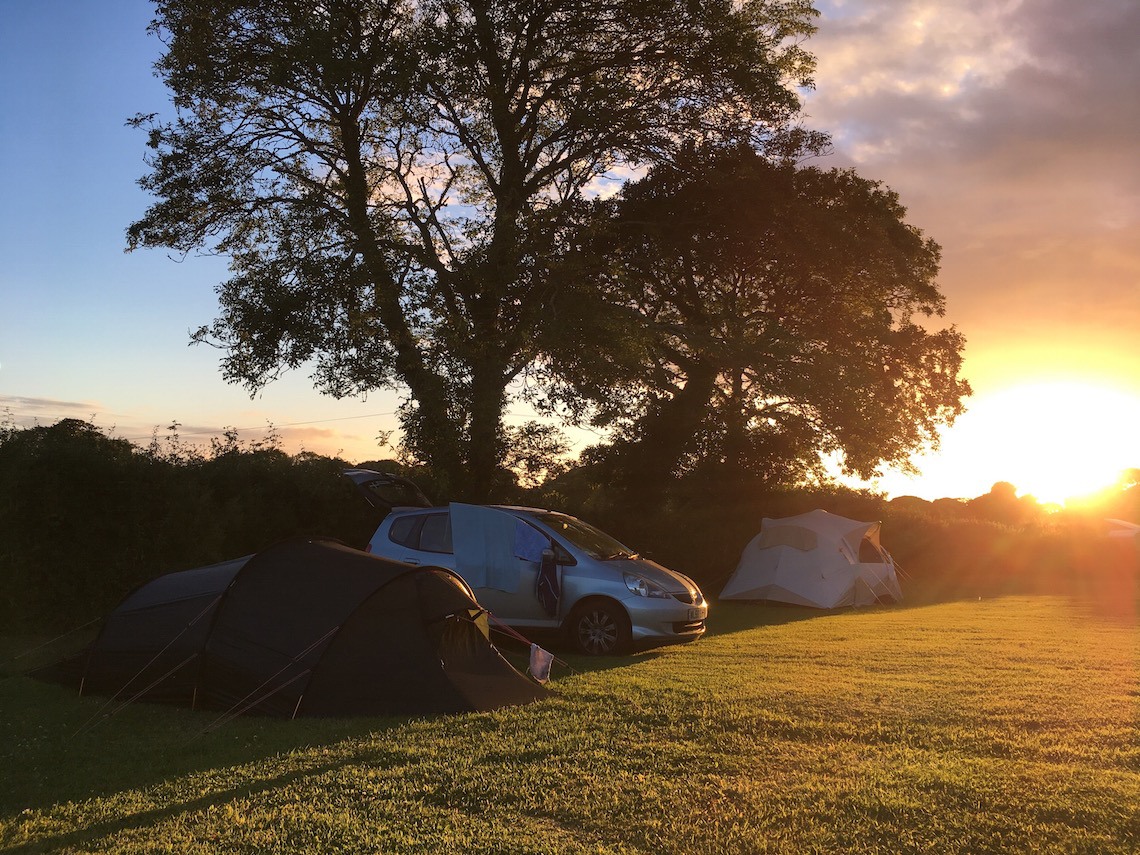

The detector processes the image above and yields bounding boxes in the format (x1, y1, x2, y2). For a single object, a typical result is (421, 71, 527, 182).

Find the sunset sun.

(970, 381, 1140, 504)
(872, 379, 1140, 505)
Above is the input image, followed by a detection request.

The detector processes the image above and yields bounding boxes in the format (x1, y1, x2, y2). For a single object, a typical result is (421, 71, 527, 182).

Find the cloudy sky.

(804, 0, 1139, 502)
(1, 0, 1137, 504)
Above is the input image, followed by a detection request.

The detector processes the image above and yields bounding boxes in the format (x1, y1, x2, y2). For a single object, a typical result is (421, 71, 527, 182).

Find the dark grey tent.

(39, 537, 546, 717)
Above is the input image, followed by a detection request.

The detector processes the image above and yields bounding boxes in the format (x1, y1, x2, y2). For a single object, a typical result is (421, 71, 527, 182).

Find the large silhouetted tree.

(127, 0, 822, 499)
(569, 145, 970, 497)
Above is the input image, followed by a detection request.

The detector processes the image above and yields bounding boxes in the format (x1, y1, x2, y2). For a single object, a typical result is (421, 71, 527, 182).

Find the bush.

(0, 421, 379, 631)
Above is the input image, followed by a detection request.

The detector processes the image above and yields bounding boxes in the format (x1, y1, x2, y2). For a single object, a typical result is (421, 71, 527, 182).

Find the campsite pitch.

(2, 596, 1137, 853)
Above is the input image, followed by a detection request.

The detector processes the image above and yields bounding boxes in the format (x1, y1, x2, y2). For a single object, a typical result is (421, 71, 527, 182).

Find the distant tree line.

(1, 418, 1134, 633)
(0, 419, 376, 631)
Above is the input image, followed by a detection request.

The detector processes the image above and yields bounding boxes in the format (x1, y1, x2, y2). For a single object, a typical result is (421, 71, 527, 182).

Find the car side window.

(387, 515, 419, 547)
(417, 512, 453, 554)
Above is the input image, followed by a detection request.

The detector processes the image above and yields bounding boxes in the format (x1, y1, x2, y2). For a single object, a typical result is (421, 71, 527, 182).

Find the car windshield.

(532, 512, 638, 561)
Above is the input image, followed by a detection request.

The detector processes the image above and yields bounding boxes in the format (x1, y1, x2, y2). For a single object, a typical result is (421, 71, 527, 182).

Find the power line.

(4, 408, 604, 448)
(120, 411, 401, 441)
(4, 410, 400, 442)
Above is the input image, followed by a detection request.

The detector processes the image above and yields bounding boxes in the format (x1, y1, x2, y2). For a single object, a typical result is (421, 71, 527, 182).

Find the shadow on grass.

(1, 730, 417, 855)
(490, 629, 670, 678)
(704, 599, 843, 639)
(0, 628, 641, 820)
(6, 765, 326, 855)
(701, 593, 1038, 639)
(0, 673, 415, 819)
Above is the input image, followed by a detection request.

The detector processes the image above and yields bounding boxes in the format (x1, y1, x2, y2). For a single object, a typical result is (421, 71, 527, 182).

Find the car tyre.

(567, 600, 631, 655)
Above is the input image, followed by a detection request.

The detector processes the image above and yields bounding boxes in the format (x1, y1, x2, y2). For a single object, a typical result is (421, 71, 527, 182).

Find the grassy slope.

(1, 596, 1137, 854)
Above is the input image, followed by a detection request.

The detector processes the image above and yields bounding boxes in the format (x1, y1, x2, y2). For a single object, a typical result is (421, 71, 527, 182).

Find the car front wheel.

(568, 601, 631, 655)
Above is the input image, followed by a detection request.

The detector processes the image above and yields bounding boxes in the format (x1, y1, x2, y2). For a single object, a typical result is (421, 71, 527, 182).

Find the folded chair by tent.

(719, 510, 902, 608)
(37, 537, 546, 717)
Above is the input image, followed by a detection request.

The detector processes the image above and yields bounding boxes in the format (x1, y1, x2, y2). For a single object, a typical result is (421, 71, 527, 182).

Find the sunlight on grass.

(2, 597, 1137, 853)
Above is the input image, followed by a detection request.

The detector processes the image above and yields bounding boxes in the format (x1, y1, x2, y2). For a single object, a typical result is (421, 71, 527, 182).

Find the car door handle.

(402, 557, 421, 565)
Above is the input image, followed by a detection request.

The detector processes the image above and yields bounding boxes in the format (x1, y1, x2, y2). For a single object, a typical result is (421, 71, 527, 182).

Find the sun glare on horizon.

(873, 380, 1140, 505)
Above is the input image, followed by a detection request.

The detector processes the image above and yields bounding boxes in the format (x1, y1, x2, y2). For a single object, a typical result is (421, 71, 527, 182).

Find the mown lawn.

(1, 596, 1137, 854)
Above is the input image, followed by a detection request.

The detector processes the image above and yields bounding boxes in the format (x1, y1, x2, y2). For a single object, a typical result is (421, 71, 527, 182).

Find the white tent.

(720, 509, 902, 608)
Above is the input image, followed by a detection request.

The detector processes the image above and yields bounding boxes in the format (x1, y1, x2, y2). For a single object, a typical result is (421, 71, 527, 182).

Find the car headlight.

(624, 573, 669, 599)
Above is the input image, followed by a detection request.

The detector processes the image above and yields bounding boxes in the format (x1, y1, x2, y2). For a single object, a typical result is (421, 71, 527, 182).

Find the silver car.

(348, 471, 707, 655)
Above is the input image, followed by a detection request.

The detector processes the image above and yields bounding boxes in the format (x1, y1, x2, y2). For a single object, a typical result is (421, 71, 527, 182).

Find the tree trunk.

(338, 109, 467, 489)
(463, 356, 509, 503)
(617, 361, 720, 503)
(723, 368, 747, 472)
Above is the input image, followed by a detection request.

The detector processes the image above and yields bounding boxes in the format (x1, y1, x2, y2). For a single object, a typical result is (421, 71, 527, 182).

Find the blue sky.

(2, 0, 1138, 503)
(0, 1, 403, 458)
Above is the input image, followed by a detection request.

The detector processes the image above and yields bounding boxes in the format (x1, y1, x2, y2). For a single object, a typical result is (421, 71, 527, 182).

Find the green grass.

(2, 596, 1138, 853)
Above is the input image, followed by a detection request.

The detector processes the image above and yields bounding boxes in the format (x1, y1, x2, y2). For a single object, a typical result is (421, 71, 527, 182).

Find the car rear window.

(418, 512, 453, 554)
(387, 515, 419, 547)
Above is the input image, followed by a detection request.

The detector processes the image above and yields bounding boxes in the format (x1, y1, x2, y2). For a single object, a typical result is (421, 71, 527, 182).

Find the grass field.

(1, 596, 1137, 854)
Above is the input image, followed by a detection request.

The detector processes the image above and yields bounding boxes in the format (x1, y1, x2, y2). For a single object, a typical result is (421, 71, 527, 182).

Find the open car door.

(450, 503, 559, 625)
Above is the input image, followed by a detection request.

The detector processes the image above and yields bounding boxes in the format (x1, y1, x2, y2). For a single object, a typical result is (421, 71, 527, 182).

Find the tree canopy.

(568, 145, 970, 496)
(128, 0, 822, 498)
